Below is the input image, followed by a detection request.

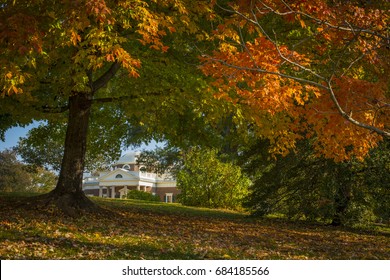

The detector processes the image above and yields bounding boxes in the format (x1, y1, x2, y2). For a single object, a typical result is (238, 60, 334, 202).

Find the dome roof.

(115, 151, 140, 165)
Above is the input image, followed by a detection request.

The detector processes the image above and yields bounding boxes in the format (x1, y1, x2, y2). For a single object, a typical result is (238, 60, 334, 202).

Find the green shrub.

(177, 148, 251, 211)
(126, 190, 160, 202)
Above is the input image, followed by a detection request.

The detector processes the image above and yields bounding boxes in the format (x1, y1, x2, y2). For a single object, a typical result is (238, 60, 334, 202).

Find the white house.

(82, 151, 178, 203)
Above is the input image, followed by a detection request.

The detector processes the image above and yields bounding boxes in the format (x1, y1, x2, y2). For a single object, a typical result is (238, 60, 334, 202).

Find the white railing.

(83, 177, 99, 183)
(139, 172, 157, 179)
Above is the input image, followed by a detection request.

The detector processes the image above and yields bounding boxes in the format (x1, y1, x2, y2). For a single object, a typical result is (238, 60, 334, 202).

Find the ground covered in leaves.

(1, 193, 389, 259)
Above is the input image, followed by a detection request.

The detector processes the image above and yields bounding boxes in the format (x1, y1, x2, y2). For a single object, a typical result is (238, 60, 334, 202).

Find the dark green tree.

(0, 150, 31, 192)
(362, 140, 390, 224)
(242, 139, 389, 227)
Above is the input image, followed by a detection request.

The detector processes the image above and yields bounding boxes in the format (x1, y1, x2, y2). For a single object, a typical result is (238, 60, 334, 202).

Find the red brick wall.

(155, 187, 181, 202)
(83, 189, 99, 196)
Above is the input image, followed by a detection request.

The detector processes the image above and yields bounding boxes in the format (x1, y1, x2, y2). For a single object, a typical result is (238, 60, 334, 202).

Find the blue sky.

(0, 123, 39, 151)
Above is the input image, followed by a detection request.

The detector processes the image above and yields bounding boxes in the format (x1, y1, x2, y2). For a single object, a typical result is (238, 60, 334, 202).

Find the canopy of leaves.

(0, 0, 218, 138)
(136, 146, 182, 177)
(15, 115, 148, 172)
(1, 0, 240, 174)
(201, 0, 390, 161)
(0, 0, 214, 94)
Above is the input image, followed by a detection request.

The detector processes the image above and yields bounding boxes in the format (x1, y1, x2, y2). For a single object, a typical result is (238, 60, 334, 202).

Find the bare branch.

(257, 0, 389, 41)
(326, 81, 390, 138)
(340, 53, 365, 77)
(272, 30, 327, 81)
(203, 54, 329, 90)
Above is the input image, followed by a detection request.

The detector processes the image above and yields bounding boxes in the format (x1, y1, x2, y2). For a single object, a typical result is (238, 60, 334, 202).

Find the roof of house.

(115, 151, 140, 165)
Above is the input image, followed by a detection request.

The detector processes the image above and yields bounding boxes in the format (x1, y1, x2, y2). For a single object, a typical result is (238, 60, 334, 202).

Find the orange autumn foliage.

(0, 0, 213, 96)
(201, 0, 389, 161)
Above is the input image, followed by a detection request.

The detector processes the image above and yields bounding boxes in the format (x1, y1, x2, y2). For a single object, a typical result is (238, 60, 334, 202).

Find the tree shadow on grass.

(0, 228, 201, 260)
(1, 193, 389, 260)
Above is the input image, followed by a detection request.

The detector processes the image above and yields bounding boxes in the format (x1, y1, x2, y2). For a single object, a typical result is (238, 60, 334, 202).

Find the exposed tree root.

(17, 191, 111, 218)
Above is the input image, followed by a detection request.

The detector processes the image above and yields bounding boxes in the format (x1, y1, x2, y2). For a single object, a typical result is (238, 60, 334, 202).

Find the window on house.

(115, 174, 123, 179)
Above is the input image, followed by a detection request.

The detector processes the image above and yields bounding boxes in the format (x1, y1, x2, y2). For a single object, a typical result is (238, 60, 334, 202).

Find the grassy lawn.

(0, 192, 389, 260)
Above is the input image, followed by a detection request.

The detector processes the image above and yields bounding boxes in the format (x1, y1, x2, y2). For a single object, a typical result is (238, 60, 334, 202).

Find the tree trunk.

(24, 64, 122, 216)
(56, 92, 91, 193)
(331, 188, 349, 226)
(46, 92, 98, 215)
(331, 169, 353, 226)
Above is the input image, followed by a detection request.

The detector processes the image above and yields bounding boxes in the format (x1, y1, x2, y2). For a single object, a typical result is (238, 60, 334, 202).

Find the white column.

(124, 186, 128, 198)
(137, 185, 140, 191)
(99, 186, 103, 197)
(111, 186, 116, 198)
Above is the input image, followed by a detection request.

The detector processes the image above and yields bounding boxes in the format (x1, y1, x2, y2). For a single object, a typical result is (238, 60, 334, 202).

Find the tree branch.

(205, 54, 390, 137)
(326, 81, 390, 138)
(90, 62, 121, 93)
(258, 0, 390, 42)
(38, 105, 70, 114)
(92, 95, 138, 104)
(92, 91, 167, 104)
(203, 54, 329, 90)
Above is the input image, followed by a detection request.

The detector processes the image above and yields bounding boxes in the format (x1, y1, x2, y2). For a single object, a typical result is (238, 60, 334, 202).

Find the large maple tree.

(0, 0, 214, 214)
(201, 0, 389, 161)
(2, 0, 389, 215)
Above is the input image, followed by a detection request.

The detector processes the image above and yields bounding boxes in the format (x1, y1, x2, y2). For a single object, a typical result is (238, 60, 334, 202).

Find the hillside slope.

(1, 193, 389, 259)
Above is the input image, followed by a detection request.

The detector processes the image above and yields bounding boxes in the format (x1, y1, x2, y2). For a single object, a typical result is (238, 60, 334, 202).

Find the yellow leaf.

(222, 254, 231, 259)
(9, 85, 20, 94)
(299, 19, 306, 28)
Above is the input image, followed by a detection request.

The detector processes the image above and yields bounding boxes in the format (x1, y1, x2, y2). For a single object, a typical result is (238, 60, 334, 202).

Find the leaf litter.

(0, 195, 389, 259)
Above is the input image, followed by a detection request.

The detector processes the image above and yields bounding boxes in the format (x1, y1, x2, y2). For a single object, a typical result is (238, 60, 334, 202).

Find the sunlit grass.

(93, 196, 247, 219)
